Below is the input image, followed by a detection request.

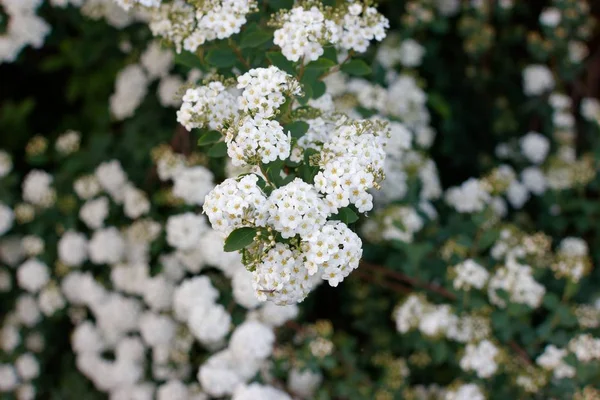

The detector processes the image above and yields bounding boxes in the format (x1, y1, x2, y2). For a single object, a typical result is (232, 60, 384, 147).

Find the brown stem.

(319, 51, 354, 80)
(230, 42, 251, 69)
(360, 261, 456, 300)
(509, 340, 532, 365)
(354, 269, 413, 294)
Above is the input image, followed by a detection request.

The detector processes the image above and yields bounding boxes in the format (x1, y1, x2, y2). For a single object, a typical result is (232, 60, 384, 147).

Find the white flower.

(173, 276, 219, 321)
(581, 97, 600, 123)
(172, 166, 214, 205)
(88, 227, 125, 265)
(123, 185, 150, 219)
(459, 340, 499, 378)
(0, 151, 13, 177)
(288, 368, 322, 398)
(506, 180, 530, 209)
(521, 167, 547, 195)
(17, 259, 49, 293)
(523, 65, 554, 96)
(188, 303, 231, 345)
(110, 64, 149, 120)
(22, 170, 55, 207)
(452, 259, 489, 290)
(233, 383, 291, 400)
(303, 221, 362, 287)
(226, 115, 291, 166)
(157, 380, 189, 400)
(0, 365, 18, 392)
(203, 175, 268, 235)
(399, 39, 425, 67)
(539, 7, 561, 27)
(74, 175, 102, 200)
(55, 130, 81, 154)
(38, 285, 66, 316)
(166, 213, 208, 250)
(520, 131, 550, 164)
(79, 196, 110, 229)
(445, 384, 485, 400)
(58, 231, 88, 267)
(140, 41, 173, 79)
(445, 178, 490, 213)
(0, 203, 14, 237)
(15, 353, 39, 380)
(229, 320, 275, 361)
(266, 178, 330, 239)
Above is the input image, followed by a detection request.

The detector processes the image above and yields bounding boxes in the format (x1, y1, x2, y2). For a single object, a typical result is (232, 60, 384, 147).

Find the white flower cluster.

(0, 0, 50, 63)
(148, 0, 257, 53)
(266, 178, 330, 239)
(459, 340, 500, 378)
(450, 259, 489, 291)
(523, 64, 554, 96)
(273, 6, 339, 62)
(445, 178, 491, 213)
(536, 345, 575, 379)
(361, 204, 427, 244)
(393, 295, 491, 343)
(0, 138, 310, 399)
(203, 174, 268, 235)
(314, 120, 387, 212)
(488, 258, 546, 309)
(336, 2, 388, 53)
(114, 0, 161, 11)
(110, 41, 176, 120)
(177, 82, 238, 131)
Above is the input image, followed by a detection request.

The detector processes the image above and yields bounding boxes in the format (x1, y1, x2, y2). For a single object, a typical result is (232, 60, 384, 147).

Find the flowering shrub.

(1, 0, 600, 399)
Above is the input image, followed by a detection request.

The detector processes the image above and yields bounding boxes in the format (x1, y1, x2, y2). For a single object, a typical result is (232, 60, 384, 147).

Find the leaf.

(285, 121, 309, 139)
(205, 48, 237, 68)
(306, 58, 336, 70)
(331, 207, 359, 224)
(340, 59, 372, 76)
(197, 130, 222, 146)
(174, 51, 203, 69)
(240, 30, 273, 49)
(224, 227, 258, 252)
(207, 141, 227, 157)
(266, 52, 296, 75)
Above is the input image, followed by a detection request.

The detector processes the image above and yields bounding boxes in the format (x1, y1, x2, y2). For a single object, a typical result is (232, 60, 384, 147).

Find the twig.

(230, 42, 251, 69)
(360, 261, 456, 300)
(353, 269, 413, 294)
(509, 340, 532, 365)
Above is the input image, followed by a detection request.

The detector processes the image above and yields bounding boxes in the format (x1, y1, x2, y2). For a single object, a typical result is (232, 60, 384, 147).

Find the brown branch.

(360, 261, 456, 300)
(230, 42, 251, 69)
(509, 340, 532, 365)
(353, 269, 413, 294)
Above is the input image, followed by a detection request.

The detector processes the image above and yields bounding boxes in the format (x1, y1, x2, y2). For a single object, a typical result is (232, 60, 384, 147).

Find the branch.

(360, 261, 456, 300)
(509, 340, 533, 365)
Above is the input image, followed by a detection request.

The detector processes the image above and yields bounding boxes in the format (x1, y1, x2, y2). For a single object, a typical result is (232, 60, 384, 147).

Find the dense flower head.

(314, 119, 387, 212)
(203, 174, 268, 234)
(303, 221, 362, 287)
(226, 115, 291, 166)
(266, 178, 330, 239)
(149, 0, 258, 53)
(177, 81, 238, 131)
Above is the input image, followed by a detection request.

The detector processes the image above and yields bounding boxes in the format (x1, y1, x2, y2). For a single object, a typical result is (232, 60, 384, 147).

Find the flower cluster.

(0, 0, 50, 63)
(148, 0, 257, 53)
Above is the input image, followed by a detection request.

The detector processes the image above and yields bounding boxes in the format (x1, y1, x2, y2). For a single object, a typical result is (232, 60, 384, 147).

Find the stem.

(360, 261, 456, 300)
(259, 163, 275, 187)
(230, 41, 251, 69)
(354, 269, 412, 294)
(509, 340, 532, 365)
(319, 51, 354, 80)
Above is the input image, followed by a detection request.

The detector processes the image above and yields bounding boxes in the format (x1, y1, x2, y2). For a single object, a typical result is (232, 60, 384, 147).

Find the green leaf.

(306, 58, 336, 70)
(223, 227, 258, 252)
(285, 121, 309, 139)
(174, 51, 203, 69)
(206, 48, 238, 68)
(340, 59, 372, 76)
(266, 52, 296, 75)
(207, 141, 227, 157)
(240, 30, 273, 49)
(197, 130, 222, 146)
(331, 207, 359, 224)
